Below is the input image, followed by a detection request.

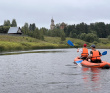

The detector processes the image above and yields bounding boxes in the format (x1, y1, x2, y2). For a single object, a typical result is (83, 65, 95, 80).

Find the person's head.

(83, 44, 87, 47)
(90, 44, 95, 50)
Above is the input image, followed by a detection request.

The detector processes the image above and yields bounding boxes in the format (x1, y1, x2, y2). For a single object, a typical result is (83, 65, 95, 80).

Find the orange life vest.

(81, 48, 88, 57)
(91, 50, 101, 61)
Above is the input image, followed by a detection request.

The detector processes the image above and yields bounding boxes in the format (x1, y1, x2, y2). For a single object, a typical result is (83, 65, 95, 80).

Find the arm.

(99, 51, 102, 56)
(77, 48, 83, 53)
(77, 48, 79, 52)
(87, 51, 93, 58)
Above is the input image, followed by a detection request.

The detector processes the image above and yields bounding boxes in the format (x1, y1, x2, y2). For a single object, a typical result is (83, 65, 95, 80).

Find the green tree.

(40, 27, 48, 35)
(90, 30, 97, 35)
(95, 22, 106, 38)
(89, 23, 96, 33)
(79, 33, 86, 40)
(55, 23, 60, 29)
(33, 28, 44, 40)
(61, 30, 66, 41)
(64, 25, 75, 37)
(22, 23, 29, 34)
(49, 28, 61, 37)
(84, 33, 99, 43)
(47, 30, 52, 36)
(11, 19, 17, 27)
(76, 22, 88, 34)
(4, 20, 11, 26)
(106, 24, 110, 37)
(0, 26, 10, 33)
(69, 32, 77, 38)
(29, 23, 36, 31)
(32, 23, 36, 31)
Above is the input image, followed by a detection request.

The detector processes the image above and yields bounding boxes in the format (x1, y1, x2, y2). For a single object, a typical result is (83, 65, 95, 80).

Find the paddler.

(88, 44, 102, 63)
(77, 44, 89, 60)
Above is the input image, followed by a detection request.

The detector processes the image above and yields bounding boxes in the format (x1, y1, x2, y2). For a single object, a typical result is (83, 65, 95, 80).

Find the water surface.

(0, 48, 110, 93)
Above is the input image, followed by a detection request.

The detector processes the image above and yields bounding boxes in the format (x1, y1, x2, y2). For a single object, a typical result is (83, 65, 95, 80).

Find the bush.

(61, 31, 66, 41)
(93, 41, 98, 44)
(0, 26, 10, 33)
(79, 33, 86, 40)
(0, 45, 5, 52)
(80, 33, 99, 43)
(69, 32, 77, 38)
(108, 35, 110, 40)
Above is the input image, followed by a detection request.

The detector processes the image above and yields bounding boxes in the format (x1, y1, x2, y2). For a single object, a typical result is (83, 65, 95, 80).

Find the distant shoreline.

(0, 35, 110, 52)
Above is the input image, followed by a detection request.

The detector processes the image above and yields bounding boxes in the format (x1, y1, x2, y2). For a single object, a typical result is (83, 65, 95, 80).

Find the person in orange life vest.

(77, 44, 89, 60)
(88, 45, 102, 63)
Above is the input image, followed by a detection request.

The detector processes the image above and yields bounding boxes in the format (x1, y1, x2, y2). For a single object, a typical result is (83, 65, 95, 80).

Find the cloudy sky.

(0, 0, 110, 29)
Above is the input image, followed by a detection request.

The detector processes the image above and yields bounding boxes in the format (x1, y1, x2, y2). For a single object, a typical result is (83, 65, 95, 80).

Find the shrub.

(108, 35, 110, 40)
(93, 41, 98, 44)
(84, 33, 99, 43)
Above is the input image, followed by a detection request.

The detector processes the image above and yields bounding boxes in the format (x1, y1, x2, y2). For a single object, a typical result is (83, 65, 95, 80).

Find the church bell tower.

(50, 18, 55, 30)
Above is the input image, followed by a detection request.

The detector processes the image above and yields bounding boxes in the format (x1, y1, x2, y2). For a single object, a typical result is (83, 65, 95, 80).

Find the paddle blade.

(76, 60, 83, 63)
(102, 51, 107, 55)
(67, 40, 74, 46)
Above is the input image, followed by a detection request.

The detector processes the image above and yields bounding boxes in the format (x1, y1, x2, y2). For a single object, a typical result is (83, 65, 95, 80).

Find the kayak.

(74, 57, 110, 69)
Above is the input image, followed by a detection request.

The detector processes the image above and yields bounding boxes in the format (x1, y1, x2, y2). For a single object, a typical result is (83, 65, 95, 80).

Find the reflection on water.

(82, 67, 101, 92)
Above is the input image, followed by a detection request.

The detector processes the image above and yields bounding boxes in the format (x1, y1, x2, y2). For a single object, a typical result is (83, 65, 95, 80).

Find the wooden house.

(8, 27, 22, 35)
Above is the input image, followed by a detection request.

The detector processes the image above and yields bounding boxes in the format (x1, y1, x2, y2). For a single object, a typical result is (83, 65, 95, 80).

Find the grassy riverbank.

(0, 35, 109, 52)
(0, 35, 69, 52)
(95, 38, 110, 49)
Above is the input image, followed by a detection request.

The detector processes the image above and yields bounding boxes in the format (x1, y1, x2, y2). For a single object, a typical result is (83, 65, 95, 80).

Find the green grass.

(0, 35, 69, 52)
(0, 35, 109, 52)
(0, 35, 41, 42)
(95, 38, 110, 49)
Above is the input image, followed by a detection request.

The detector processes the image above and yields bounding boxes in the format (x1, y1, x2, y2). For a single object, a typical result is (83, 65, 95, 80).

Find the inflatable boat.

(74, 57, 110, 69)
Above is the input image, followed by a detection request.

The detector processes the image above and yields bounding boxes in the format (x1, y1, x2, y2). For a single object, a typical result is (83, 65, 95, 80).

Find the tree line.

(64, 22, 110, 38)
(0, 19, 110, 42)
(0, 19, 17, 33)
(64, 22, 110, 42)
(21, 23, 66, 41)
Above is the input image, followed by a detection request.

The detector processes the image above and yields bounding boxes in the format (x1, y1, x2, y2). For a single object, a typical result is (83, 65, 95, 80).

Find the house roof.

(8, 27, 21, 33)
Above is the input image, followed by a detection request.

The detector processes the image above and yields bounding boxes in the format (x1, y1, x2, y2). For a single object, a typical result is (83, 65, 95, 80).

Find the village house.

(8, 27, 22, 35)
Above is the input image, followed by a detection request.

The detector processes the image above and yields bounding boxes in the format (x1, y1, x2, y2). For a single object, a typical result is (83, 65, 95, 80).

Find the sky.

(0, 0, 110, 29)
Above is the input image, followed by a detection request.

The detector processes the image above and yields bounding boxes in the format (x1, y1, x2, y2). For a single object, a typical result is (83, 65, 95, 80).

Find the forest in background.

(0, 19, 110, 43)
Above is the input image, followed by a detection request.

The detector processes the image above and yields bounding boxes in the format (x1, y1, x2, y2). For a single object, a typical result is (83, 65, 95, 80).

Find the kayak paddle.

(67, 40, 74, 46)
(102, 51, 107, 55)
(76, 60, 83, 63)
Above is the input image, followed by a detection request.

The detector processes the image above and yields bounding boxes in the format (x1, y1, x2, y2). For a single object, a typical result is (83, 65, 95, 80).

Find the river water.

(0, 48, 110, 93)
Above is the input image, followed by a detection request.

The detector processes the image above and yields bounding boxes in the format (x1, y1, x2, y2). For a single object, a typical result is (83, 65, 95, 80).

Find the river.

(0, 48, 110, 93)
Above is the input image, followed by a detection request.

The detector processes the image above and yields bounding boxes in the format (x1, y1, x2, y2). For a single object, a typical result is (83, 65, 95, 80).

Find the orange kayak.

(74, 57, 110, 69)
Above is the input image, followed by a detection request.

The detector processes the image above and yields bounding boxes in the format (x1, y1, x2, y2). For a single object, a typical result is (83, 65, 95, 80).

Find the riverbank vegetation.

(0, 19, 110, 52)
(0, 35, 69, 52)
(0, 35, 110, 52)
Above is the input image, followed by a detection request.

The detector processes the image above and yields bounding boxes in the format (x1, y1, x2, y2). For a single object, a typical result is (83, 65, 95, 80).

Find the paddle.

(76, 60, 83, 63)
(102, 51, 107, 55)
(67, 40, 74, 46)
(67, 40, 82, 67)
(75, 51, 107, 64)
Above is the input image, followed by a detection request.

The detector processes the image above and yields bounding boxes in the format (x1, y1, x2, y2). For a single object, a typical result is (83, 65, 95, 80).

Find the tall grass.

(0, 40, 68, 52)
(0, 35, 109, 52)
